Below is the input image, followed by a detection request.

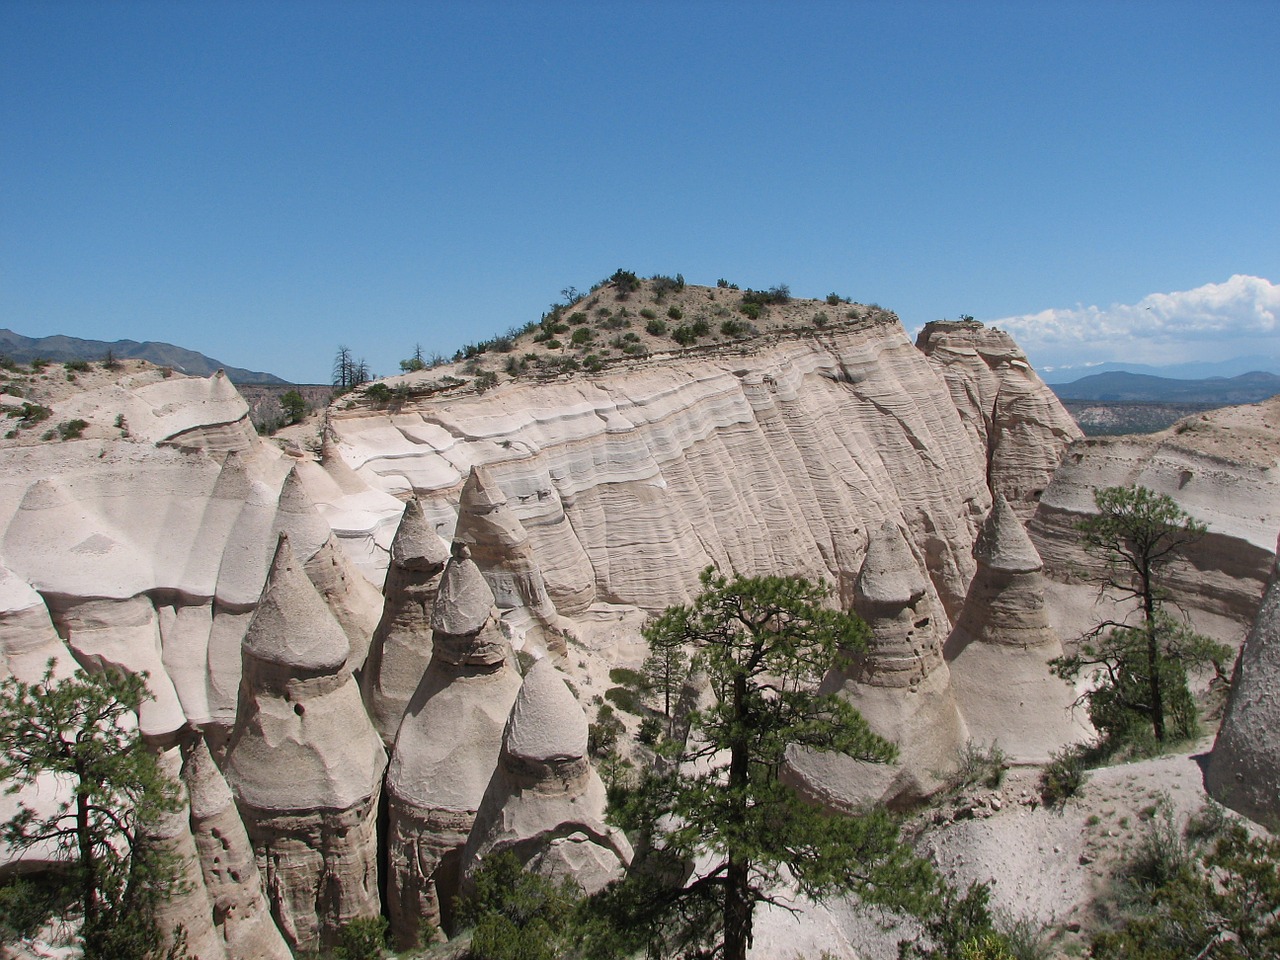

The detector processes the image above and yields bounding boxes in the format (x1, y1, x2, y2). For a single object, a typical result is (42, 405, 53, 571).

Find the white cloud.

(988, 275, 1280, 371)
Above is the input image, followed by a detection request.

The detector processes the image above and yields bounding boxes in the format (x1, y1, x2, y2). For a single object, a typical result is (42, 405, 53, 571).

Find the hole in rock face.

(294, 704, 305, 717)
(914, 618, 930, 629)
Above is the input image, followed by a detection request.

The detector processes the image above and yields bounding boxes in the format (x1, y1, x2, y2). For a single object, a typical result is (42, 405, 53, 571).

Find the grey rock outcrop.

(182, 733, 292, 960)
(785, 521, 968, 809)
(223, 534, 386, 953)
(385, 542, 523, 945)
(361, 497, 451, 743)
(945, 496, 1088, 762)
(459, 658, 632, 899)
(1207, 534, 1280, 831)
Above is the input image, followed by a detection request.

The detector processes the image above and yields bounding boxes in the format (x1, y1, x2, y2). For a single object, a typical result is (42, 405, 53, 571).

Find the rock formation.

(786, 520, 968, 808)
(1029, 396, 1280, 639)
(454, 464, 572, 648)
(361, 497, 451, 743)
(142, 746, 228, 960)
(945, 495, 1087, 762)
(459, 657, 632, 899)
(1207, 533, 1280, 831)
(384, 542, 523, 945)
(916, 320, 1082, 519)
(182, 733, 293, 960)
(0, 563, 74, 681)
(223, 534, 386, 953)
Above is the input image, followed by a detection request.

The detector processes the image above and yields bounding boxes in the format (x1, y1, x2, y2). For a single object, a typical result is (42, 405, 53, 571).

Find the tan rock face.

(224, 535, 386, 953)
(785, 521, 968, 809)
(1030, 400, 1280, 636)
(946, 496, 1088, 763)
(182, 733, 292, 960)
(325, 320, 1040, 624)
(917, 320, 1082, 519)
(459, 659, 632, 904)
(1207, 538, 1280, 831)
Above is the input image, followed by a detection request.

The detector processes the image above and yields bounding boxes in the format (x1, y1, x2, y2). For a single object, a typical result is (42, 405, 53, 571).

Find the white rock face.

(327, 320, 1069, 625)
(916, 320, 1083, 518)
(1208, 535, 1280, 830)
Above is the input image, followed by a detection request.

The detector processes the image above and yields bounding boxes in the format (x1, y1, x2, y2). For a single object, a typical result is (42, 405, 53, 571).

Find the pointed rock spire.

(458, 659, 631, 907)
(945, 495, 1088, 762)
(362, 498, 452, 743)
(1208, 536, 1280, 831)
(784, 521, 967, 809)
(225, 533, 386, 952)
(182, 733, 292, 960)
(241, 534, 349, 674)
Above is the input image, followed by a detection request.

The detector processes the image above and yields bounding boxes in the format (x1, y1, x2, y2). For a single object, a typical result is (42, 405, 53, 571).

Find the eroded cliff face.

(1029, 396, 1280, 640)
(0, 315, 1086, 954)
(323, 316, 1078, 634)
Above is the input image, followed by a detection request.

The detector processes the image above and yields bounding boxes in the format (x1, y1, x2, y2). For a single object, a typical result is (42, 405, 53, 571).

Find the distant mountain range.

(1044, 355, 1280, 381)
(1050, 370, 1280, 405)
(0, 328, 288, 385)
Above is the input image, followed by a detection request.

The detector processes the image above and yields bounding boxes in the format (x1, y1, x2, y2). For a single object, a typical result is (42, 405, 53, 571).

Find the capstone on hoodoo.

(223, 534, 387, 953)
(384, 541, 524, 946)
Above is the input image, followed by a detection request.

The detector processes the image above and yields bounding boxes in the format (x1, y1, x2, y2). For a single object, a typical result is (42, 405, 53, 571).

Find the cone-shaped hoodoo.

(945, 496, 1088, 762)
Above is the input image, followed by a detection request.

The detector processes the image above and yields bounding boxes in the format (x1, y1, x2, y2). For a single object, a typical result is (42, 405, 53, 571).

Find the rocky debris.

(946, 495, 1089, 763)
(459, 658, 632, 901)
(181, 733, 292, 960)
(785, 521, 968, 809)
(223, 534, 386, 953)
(384, 542, 523, 945)
(916, 320, 1082, 519)
(142, 745, 227, 960)
(1208, 533, 1280, 830)
(361, 497, 451, 743)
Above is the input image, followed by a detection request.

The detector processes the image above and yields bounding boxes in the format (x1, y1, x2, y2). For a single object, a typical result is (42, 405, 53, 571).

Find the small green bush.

(568, 311, 589, 325)
(544, 339, 562, 350)
(475, 370, 499, 393)
(645, 318, 668, 337)
(667, 306, 683, 320)
(57, 419, 88, 440)
(604, 686, 642, 714)
(740, 301, 762, 320)
(64, 358, 90, 372)
(363, 383, 393, 404)
(813, 311, 830, 328)
(639, 308, 657, 321)
(720, 319, 748, 338)
(333, 914, 389, 960)
(570, 328, 593, 347)
(671, 324, 698, 347)
(826, 293, 843, 306)
(948, 741, 1008, 793)
(1038, 746, 1088, 807)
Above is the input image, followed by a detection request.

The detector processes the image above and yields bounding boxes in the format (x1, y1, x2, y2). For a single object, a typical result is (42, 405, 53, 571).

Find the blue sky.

(2, 1, 1278, 383)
